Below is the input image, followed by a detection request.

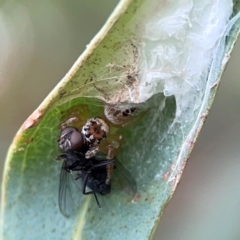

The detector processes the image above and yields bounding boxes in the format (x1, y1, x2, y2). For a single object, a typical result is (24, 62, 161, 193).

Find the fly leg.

(82, 173, 93, 195)
(82, 173, 101, 208)
(55, 154, 66, 161)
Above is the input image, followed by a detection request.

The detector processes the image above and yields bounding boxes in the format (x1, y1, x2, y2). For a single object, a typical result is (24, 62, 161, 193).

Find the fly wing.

(111, 158, 137, 200)
(94, 152, 137, 199)
(58, 159, 83, 217)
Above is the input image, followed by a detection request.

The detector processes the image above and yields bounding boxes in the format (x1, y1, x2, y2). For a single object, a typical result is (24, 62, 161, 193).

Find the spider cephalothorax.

(82, 117, 109, 147)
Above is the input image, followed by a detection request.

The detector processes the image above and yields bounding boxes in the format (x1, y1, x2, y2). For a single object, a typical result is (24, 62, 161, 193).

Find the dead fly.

(56, 118, 136, 217)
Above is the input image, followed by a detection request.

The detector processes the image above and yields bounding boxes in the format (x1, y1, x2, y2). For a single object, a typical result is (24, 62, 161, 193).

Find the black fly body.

(56, 117, 136, 217)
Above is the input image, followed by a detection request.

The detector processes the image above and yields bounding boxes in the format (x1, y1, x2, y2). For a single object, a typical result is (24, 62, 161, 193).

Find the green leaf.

(2, 0, 240, 239)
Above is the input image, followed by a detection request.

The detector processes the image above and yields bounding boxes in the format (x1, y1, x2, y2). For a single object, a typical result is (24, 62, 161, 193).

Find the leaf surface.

(2, 0, 240, 239)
